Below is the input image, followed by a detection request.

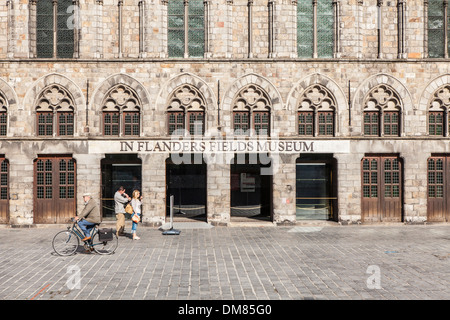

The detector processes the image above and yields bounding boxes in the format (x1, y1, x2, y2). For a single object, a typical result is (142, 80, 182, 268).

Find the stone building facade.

(1, 0, 450, 226)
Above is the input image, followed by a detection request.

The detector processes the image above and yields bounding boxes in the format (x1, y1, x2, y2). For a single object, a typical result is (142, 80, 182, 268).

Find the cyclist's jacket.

(78, 198, 101, 223)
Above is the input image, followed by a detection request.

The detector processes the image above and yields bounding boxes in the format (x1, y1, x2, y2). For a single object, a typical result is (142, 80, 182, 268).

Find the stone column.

(333, 0, 341, 58)
(272, 154, 296, 225)
(226, 0, 233, 58)
(423, 0, 428, 58)
(204, 0, 211, 58)
(334, 151, 364, 224)
(139, 0, 145, 58)
(7, 0, 17, 59)
(118, 0, 123, 58)
(140, 153, 167, 227)
(7, 143, 34, 225)
(206, 162, 230, 226)
(74, 153, 103, 216)
(397, 0, 406, 59)
(95, 0, 103, 59)
(247, 0, 253, 58)
(268, 0, 274, 58)
(377, 0, 383, 59)
(403, 150, 429, 223)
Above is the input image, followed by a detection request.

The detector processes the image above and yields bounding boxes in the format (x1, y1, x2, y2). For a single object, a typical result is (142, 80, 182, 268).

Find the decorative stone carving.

(298, 85, 336, 111)
(35, 85, 74, 112)
(364, 85, 401, 111)
(232, 84, 271, 111)
(0, 93, 7, 112)
(102, 85, 140, 112)
(167, 84, 206, 112)
(430, 85, 450, 110)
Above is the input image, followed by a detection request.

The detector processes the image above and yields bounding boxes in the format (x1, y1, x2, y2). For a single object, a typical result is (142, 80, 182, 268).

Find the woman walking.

(130, 189, 142, 240)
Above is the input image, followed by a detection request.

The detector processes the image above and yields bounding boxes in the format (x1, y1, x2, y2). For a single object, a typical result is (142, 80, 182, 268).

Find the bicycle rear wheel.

(52, 230, 79, 256)
(92, 231, 118, 255)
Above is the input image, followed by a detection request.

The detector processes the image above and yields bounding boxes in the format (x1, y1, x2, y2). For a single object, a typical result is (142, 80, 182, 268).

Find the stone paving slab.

(0, 224, 450, 301)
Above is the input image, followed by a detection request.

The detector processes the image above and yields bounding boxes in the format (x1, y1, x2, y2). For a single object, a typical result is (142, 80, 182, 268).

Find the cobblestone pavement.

(1, 222, 450, 301)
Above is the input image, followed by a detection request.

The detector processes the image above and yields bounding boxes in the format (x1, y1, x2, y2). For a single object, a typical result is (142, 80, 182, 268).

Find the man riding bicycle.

(73, 193, 101, 241)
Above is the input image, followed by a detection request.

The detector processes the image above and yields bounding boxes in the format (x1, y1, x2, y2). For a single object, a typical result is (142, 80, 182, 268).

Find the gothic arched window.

(232, 85, 271, 136)
(363, 85, 402, 137)
(297, 85, 336, 137)
(35, 85, 75, 136)
(102, 85, 141, 137)
(428, 85, 450, 136)
(167, 84, 206, 136)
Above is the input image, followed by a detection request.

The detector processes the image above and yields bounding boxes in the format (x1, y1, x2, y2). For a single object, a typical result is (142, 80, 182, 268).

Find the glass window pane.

(297, 0, 314, 58)
(317, 0, 334, 58)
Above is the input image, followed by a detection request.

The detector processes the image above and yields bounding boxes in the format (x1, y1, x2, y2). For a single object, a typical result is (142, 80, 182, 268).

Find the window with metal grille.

(0, 159, 8, 201)
(58, 112, 74, 136)
(383, 111, 400, 137)
(384, 158, 400, 198)
(298, 112, 314, 136)
(37, 112, 54, 136)
(36, 0, 74, 58)
(188, 111, 204, 136)
(253, 111, 270, 136)
(317, 0, 334, 58)
(318, 111, 334, 136)
(428, 158, 444, 198)
(362, 159, 378, 198)
(233, 111, 250, 136)
(0, 112, 6, 136)
(59, 159, 75, 199)
(123, 112, 140, 136)
(364, 111, 380, 136)
(168, 111, 185, 135)
(168, 0, 204, 58)
(297, 0, 334, 58)
(429, 111, 444, 136)
(428, 0, 447, 58)
(36, 0, 54, 58)
(168, 0, 185, 57)
(297, 0, 313, 58)
(36, 159, 53, 199)
(104, 112, 120, 136)
(57, 0, 74, 58)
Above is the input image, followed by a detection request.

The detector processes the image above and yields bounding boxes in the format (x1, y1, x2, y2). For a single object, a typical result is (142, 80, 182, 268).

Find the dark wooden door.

(428, 156, 450, 222)
(362, 156, 402, 222)
(0, 158, 9, 223)
(34, 156, 76, 224)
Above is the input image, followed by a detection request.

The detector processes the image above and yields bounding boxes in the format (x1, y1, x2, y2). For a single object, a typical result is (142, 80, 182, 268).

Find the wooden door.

(34, 156, 76, 224)
(362, 156, 402, 222)
(0, 158, 9, 223)
(428, 156, 450, 222)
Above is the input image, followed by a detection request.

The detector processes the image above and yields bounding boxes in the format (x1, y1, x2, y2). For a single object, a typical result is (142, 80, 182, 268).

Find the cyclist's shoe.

(82, 236, 91, 241)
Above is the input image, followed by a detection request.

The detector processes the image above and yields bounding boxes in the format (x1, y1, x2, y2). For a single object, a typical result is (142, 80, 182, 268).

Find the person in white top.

(130, 189, 142, 240)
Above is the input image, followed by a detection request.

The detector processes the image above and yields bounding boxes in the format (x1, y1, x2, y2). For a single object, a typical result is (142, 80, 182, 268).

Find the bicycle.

(52, 218, 118, 256)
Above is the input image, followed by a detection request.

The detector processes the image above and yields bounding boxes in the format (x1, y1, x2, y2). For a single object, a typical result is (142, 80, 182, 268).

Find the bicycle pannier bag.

(98, 228, 114, 241)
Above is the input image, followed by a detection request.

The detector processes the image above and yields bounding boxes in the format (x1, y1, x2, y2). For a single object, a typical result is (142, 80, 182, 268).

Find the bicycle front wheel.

(52, 230, 79, 256)
(92, 231, 118, 255)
